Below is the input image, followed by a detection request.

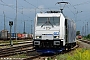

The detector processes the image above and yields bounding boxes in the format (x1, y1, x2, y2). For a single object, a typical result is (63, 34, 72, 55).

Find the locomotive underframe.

(33, 39, 76, 53)
(33, 39, 63, 49)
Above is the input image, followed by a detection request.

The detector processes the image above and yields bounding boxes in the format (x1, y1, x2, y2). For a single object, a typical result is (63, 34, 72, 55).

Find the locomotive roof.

(36, 12, 75, 23)
(36, 13, 62, 17)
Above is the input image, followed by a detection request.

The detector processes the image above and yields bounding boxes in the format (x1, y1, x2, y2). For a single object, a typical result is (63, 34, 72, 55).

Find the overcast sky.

(0, 0, 90, 35)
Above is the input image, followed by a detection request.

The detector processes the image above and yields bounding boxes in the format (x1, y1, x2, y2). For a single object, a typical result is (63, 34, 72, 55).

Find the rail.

(0, 41, 34, 57)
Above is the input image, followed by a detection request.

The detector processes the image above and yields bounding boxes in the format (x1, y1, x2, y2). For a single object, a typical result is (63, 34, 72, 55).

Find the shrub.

(67, 48, 90, 60)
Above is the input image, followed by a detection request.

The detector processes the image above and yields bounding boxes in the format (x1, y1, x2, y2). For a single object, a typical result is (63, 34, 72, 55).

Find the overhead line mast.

(3, 11, 6, 40)
(15, 0, 17, 40)
(3, 11, 5, 31)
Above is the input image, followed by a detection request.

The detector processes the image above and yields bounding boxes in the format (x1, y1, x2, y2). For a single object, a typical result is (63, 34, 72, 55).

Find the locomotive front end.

(33, 12, 65, 53)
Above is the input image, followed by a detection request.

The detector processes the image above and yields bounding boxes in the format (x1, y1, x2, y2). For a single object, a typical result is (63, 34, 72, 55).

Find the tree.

(23, 32, 26, 34)
(76, 31, 80, 36)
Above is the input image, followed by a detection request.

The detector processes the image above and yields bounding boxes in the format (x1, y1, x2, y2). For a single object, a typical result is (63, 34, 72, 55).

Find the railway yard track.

(79, 39, 90, 44)
(0, 39, 90, 60)
(23, 44, 79, 60)
(0, 40, 34, 57)
(23, 53, 58, 60)
(0, 40, 32, 46)
(77, 39, 90, 48)
(23, 40, 90, 60)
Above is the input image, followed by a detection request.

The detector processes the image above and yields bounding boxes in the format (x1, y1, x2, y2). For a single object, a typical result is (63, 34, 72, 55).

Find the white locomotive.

(33, 11, 76, 54)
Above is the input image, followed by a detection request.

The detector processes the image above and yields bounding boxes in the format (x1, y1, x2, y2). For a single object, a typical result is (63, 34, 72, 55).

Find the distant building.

(0, 30, 8, 39)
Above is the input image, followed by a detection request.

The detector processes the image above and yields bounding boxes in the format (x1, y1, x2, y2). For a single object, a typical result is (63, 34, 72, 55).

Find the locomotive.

(33, 11, 76, 54)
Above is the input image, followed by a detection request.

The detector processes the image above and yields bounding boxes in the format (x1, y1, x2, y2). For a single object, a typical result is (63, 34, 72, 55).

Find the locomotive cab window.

(37, 17, 60, 26)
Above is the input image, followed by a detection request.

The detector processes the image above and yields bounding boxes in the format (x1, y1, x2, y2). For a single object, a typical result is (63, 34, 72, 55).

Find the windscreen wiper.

(41, 21, 47, 27)
(41, 18, 54, 27)
(41, 21, 54, 27)
(48, 21, 54, 27)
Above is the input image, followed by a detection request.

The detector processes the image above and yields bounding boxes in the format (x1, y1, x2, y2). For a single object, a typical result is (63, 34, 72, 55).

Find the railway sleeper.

(0, 44, 32, 52)
(0, 48, 34, 57)
(0, 53, 16, 57)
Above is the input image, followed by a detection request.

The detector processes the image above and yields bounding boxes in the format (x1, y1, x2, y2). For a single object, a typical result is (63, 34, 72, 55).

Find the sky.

(0, 0, 90, 35)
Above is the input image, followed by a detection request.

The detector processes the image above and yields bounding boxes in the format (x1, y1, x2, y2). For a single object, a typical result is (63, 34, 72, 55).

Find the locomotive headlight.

(54, 36, 59, 38)
(56, 36, 59, 38)
(46, 27, 50, 30)
(36, 36, 39, 38)
(36, 36, 41, 38)
(46, 27, 49, 30)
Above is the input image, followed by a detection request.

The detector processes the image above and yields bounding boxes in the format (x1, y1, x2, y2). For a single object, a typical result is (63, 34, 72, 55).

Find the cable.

(0, 14, 14, 20)
(68, 2, 78, 19)
(0, 0, 33, 19)
(0, 4, 32, 19)
(68, 2, 76, 10)
(24, 0, 52, 11)
(24, 0, 38, 8)
(0, 0, 15, 9)
(66, 6, 75, 15)
(0, 3, 15, 9)
(73, 1, 90, 6)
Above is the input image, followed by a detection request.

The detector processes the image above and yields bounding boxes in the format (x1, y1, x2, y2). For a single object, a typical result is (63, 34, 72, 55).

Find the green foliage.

(47, 58, 51, 60)
(67, 48, 90, 60)
(9, 54, 29, 58)
(54, 48, 90, 60)
(76, 31, 80, 36)
(23, 32, 26, 34)
(83, 34, 90, 40)
(56, 54, 68, 60)
(87, 34, 90, 38)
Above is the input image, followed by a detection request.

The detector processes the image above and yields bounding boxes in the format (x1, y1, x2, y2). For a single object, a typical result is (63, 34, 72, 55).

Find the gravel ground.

(77, 40, 90, 49)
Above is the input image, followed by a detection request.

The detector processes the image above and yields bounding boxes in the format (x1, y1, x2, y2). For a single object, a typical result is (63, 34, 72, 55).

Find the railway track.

(23, 53, 56, 60)
(79, 39, 90, 44)
(77, 39, 90, 49)
(23, 45, 79, 60)
(0, 40, 32, 46)
(0, 41, 34, 57)
(0, 40, 79, 60)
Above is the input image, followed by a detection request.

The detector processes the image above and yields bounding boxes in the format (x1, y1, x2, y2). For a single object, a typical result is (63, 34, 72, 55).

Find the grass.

(50, 48, 90, 60)
(82, 35, 90, 40)
(67, 48, 90, 60)
(8, 54, 29, 58)
(55, 54, 68, 60)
